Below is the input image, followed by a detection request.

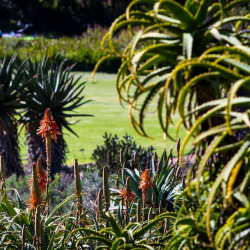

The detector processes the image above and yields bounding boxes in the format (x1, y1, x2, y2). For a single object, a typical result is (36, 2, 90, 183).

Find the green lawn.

(20, 72, 193, 165)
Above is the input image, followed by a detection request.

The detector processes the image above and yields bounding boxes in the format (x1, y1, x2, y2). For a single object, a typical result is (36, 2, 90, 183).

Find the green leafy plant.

(0, 26, 133, 72)
(66, 211, 174, 250)
(0, 164, 79, 249)
(0, 54, 26, 177)
(114, 142, 183, 211)
(21, 54, 92, 174)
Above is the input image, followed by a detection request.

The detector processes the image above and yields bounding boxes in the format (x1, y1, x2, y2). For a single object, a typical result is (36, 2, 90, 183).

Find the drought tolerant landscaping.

(1, 0, 250, 249)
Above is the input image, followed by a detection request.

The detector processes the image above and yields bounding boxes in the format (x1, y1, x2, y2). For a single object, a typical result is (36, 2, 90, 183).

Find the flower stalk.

(34, 206, 41, 248)
(139, 169, 153, 220)
(28, 163, 43, 211)
(0, 156, 6, 196)
(36, 158, 47, 194)
(97, 188, 103, 219)
(103, 166, 110, 227)
(136, 199, 142, 222)
(22, 225, 26, 250)
(118, 177, 136, 226)
(74, 159, 82, 223)
(37, 108, 60, 215)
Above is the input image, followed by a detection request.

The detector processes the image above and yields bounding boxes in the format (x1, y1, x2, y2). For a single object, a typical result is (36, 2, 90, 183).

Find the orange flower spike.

(118, 188, 136, 203)
(37, 108, 60, 215)
(139, 169, 154, 190)
(37, 108, 60, 142)
(28, 163, 43, 211)
(139, 169, 153, 206)
(36, 158, 47, 194)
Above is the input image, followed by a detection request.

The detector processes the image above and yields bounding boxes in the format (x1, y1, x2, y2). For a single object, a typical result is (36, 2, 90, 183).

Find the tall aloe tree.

(21, 55, 92, 174)
(159, 46, 250, 249)
(92, 0, 250, 140)
(0, 54, 26, 177)
(92, 4, 250, 247)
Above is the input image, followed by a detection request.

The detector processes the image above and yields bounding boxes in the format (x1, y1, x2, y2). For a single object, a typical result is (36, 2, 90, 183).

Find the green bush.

(92, 132, 155, 172)
(0, 26, 132, 72)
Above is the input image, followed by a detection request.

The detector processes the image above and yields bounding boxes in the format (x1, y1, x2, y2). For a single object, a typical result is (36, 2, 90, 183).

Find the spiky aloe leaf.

(106, 212, 123, 237)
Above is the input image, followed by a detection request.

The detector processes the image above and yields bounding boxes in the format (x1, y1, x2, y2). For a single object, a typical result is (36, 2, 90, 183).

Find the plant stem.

(45, 135, 51, 215)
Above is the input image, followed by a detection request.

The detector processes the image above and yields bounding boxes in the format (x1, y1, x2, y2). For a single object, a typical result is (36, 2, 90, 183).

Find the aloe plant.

(160, 45, 250, 249)
(0, 54, 26, 177)
(0, 162, 78, 249)
(66, 211, 175, 249)
(21, 54, 92, 174)
(115, 147, 182, 210)
(92, 0, 250, 140)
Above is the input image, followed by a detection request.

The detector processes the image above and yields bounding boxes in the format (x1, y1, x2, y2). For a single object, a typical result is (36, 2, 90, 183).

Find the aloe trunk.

(27, 121, 67, 175)
(0, 118, 23, 177)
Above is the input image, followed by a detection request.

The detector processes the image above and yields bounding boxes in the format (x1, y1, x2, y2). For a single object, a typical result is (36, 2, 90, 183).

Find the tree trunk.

(0, 119, 24, 177)
(27, 121, 67, 176)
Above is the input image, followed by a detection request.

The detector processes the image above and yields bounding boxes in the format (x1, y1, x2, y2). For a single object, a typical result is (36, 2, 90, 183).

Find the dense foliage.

(92, 0, 250, 248)
(0, 26, 132, 72)
(92, 132, 155, 172)
(0, 111, 182, 249)
(1, 0, 250, 249)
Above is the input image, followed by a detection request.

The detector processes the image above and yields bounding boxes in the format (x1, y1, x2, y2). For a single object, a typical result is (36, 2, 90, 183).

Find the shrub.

(0, 26, 133, 72)
(92, 132, 155, 172)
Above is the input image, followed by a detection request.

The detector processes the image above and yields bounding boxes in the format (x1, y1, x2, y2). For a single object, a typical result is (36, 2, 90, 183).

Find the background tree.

(0, 54, 26, 177)
(21, 55, 92, 175)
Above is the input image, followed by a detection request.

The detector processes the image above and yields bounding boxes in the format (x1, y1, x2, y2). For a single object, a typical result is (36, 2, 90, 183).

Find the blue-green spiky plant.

(20, 54, 92, 174)
(0, 54, 26, 176)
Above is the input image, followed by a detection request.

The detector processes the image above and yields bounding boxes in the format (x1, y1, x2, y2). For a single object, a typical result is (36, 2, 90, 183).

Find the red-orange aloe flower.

(36, 158, 47, 194)
(27, 164, 43, 211)
(28, 159, 47, 194)
(139, 169, 154, 190)
(37, 108, 61, 142)
(139, 169, 154, 205)
(37, 108, 60, 214)
(118, 188, 136, 203)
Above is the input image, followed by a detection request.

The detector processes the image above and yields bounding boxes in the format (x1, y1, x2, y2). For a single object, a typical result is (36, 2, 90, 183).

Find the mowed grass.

(20, 72, 193, 165)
